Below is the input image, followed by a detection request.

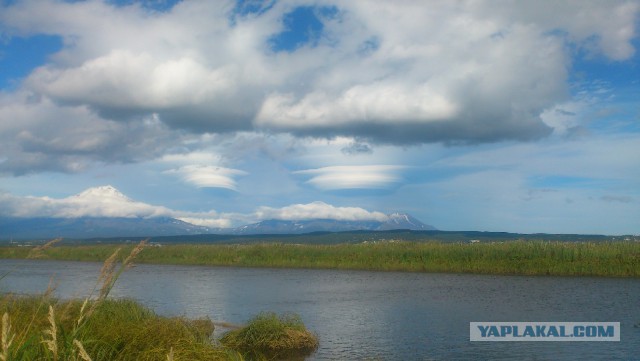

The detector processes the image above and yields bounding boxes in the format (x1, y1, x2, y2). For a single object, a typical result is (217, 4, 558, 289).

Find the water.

(0, 259, 638, 360)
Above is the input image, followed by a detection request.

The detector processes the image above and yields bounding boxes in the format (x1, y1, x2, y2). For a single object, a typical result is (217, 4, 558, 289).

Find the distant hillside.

(18, 229, 629, 246)
(0, 216, 211, 239)
(0, 212, 435, 240)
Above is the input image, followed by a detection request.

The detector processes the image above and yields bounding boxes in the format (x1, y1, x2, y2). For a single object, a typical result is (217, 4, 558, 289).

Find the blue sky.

(0, 0, 639, 234)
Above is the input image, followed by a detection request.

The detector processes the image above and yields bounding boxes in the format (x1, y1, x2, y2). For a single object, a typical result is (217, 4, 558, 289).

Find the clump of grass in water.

(220, 312, 318, 360)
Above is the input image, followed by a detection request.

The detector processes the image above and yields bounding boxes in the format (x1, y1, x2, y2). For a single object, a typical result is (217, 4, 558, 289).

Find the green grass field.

(2, 240, 639, 277)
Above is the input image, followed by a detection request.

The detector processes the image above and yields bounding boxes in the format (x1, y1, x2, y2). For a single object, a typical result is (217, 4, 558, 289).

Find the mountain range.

(0, 186, 435, 240)
(233, 213, 434, 235)
(0, 213, 435, 239)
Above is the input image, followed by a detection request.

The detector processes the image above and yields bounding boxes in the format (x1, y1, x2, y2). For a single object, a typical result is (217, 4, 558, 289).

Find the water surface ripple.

(0, 259, 638, 360)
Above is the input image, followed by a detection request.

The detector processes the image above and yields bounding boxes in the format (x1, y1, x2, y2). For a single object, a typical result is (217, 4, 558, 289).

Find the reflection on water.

(1, 259, 639, 360)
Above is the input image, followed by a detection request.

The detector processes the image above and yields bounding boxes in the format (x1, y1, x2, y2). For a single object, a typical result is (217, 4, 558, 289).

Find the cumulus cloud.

(255, 82, 460, 128)
(0, 185, 173, 218)
(0, 0, 636, 150)
(0, 91, 182, 175)
(255, 201, 389, 221)
(294, 165, 404, 190)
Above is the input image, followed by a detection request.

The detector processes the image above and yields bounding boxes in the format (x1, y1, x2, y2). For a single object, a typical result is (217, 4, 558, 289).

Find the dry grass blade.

(42, 305, 58, 361)
(76, 297, 90, 328)
(27, 238, 62, 259)
(98, 248, 121, 300)
(166, 346, 174, 361)
(73, 339, 92, 361)
(44, 277, 57, 299)
(98, 248, 121, 283)
(123, 239, 148, 268)
(89, 240, 148, 316)
(1, 313, 14, 361)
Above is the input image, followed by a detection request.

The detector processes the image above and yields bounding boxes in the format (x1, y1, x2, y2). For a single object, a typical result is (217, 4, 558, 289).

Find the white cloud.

(27, 50, 236, 109)
(0, 0, 638, 235)
(0, 185, 236, 226)
(0, 91, 180, 175)
(160, 151, 223, 165)
(479, 0, 640, 61)
(0, 185, 173, 218)
(175, 215, 233, 228)
(0, 186, 391, 226)
(165, 165, 248, 190)
(255, 201, 389, 222)
(295, 165, 404, 190)
(1, 0, 636, 145)
(256, 82, 459, 128)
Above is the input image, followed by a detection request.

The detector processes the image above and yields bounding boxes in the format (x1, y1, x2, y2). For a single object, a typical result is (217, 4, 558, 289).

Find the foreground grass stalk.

(1, 313, 14, 361)
(73, 339, 92, 361)
(42, 305, 58, 361)
(27, 238, 63, 259)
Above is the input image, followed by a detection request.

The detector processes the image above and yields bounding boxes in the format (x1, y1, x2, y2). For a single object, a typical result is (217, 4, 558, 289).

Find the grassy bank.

(0, 296, 229, 361)
(1, 240, 639, 277)
(0, 241, 319, 360)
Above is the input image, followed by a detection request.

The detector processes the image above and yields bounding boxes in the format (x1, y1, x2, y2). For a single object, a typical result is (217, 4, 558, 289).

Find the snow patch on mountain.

(74, 185, 131, 202)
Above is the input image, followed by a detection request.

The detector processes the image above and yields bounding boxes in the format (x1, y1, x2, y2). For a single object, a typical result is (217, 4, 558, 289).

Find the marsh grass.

(0, 239, 232, 360)
(0, 239, 320, 360)
(0, 295, 231, 361)
(146, 240, 640, 276)
(5, 240, 637, 277)
(220, 312, 318, 361)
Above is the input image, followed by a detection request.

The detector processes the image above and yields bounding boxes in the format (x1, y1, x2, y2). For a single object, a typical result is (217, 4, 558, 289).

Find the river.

(0, 259, 638, 360)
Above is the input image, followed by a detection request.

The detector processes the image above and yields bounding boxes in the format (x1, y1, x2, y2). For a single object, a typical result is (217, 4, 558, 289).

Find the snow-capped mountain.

(382, 213, 432, 230)
(73, 185, 132, 201)
(0, 185, 436, 239)
(0, 185, 206, 239)
(232, 213, 436, 235)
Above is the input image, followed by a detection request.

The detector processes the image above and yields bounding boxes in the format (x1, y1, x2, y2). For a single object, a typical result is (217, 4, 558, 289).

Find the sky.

(0, 0, 639, 235)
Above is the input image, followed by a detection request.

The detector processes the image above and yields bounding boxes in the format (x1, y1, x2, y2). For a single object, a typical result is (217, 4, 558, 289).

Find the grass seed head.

(1, 312, 14, 361)
(42, 305, 58, 360)
(27, 238, 62, 259)
(73, 339, 92, 361)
